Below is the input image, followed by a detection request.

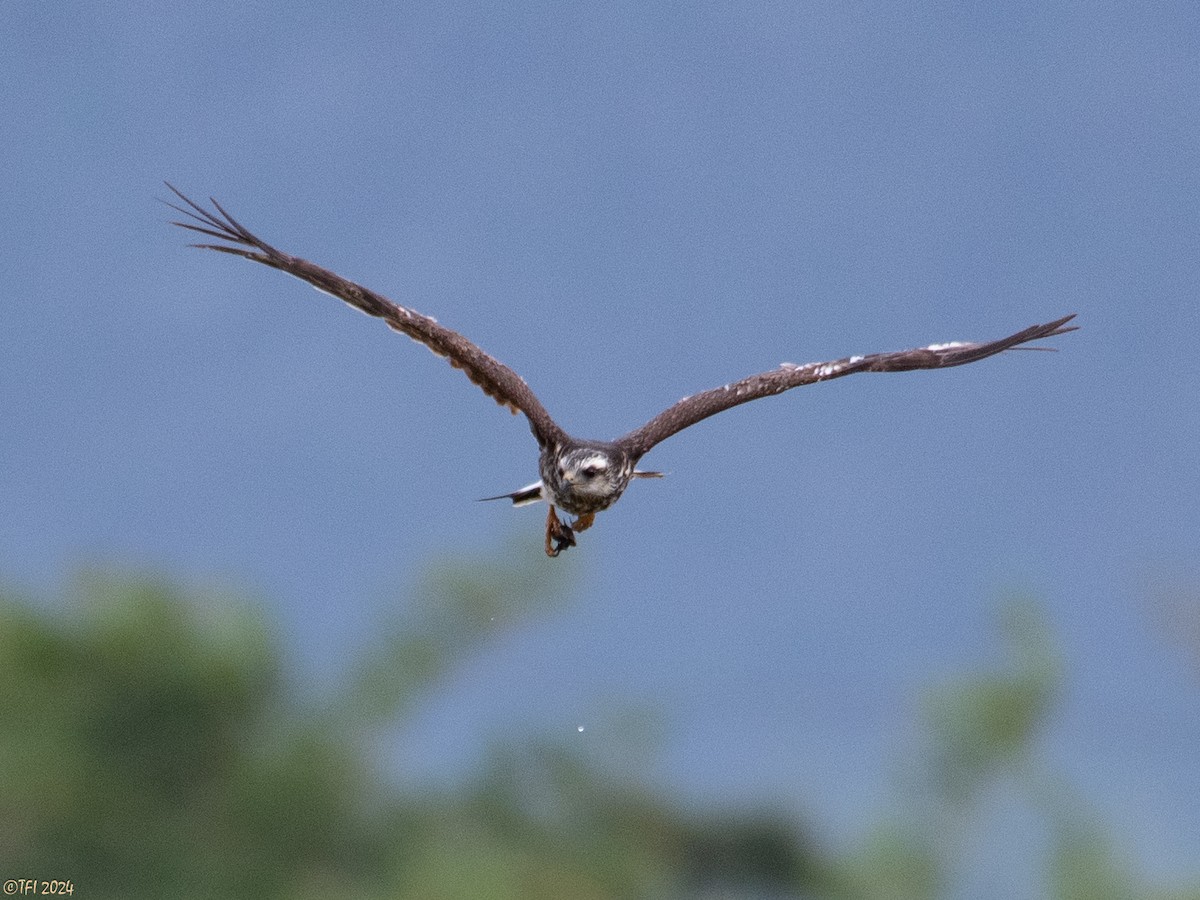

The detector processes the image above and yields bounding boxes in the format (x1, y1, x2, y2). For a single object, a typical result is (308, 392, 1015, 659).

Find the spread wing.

(165, 184, 567, 450)
(615, 314, 1077, 458)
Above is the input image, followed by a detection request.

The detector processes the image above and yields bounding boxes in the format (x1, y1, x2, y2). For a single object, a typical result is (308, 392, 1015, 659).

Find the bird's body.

(539, 443, 633, 516)
(167, 185, 1077, 556)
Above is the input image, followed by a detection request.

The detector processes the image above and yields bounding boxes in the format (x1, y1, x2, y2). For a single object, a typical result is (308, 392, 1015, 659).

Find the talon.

(545, 505, 576, 557)
(553, 526, 576, 555)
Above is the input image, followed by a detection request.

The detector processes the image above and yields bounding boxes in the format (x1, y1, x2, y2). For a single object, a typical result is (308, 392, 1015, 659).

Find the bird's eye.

(582, 466, 598, 478)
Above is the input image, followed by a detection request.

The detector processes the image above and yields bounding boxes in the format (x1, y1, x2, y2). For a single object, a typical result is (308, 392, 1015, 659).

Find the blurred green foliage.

(0, 558, 1196, 899)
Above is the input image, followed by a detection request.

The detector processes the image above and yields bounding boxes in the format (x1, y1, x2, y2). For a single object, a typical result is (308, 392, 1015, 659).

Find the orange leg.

(571, 512, 596, 532)
(544, 505, 576, 557)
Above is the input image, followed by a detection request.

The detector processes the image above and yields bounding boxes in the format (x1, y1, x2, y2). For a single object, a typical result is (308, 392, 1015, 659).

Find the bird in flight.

(166, 185, 1076, 557)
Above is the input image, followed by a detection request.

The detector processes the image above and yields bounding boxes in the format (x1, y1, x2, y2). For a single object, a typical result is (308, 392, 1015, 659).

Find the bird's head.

(558, 447, 625, 497)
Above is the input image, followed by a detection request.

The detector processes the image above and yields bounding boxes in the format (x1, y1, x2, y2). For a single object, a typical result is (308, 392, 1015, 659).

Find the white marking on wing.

(509, 480, 545, 506)
(926, 341, 970, 351)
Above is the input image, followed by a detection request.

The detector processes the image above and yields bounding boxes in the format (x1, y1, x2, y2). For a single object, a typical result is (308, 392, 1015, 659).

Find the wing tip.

(1043, 312, 1078, 336)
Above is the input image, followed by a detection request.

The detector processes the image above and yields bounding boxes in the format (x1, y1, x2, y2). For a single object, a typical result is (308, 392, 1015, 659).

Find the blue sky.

(3, 0, 1199, 882)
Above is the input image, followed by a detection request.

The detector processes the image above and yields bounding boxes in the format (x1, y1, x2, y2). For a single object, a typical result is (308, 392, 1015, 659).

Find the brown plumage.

(167, 184, 1077, 556)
